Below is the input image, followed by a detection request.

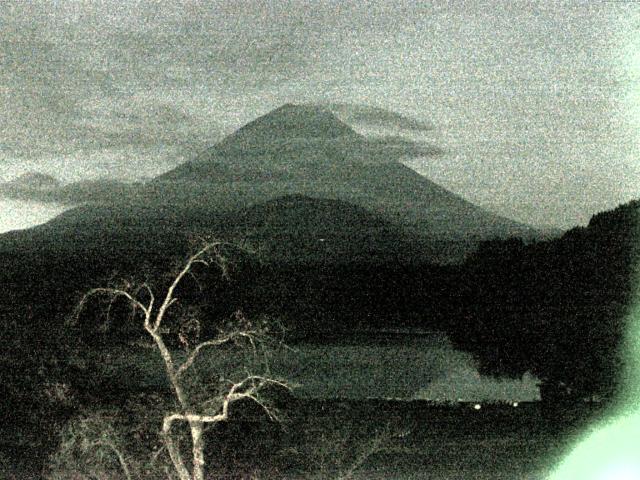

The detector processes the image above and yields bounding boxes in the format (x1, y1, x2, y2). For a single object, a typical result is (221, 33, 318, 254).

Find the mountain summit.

(216, 104, 360, 151)
(158, 103, 440, 183)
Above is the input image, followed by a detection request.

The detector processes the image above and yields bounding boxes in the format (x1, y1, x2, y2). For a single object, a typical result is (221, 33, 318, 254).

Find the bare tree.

(300, 420, 409, 480)
(49, 411, 135, 480)
(70, 242, 289, 480)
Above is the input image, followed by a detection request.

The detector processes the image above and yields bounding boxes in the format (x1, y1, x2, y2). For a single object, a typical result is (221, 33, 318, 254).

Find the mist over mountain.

(0, 103, 544, 266)
(218, 103, 359, 148)
(325, 102, 435, 134)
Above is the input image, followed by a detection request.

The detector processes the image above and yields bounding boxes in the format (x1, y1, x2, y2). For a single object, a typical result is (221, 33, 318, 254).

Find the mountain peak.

(217, 103, 360, 150)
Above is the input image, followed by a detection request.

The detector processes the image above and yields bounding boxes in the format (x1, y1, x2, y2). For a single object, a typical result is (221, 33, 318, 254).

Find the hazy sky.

(1, 0, 639, 229)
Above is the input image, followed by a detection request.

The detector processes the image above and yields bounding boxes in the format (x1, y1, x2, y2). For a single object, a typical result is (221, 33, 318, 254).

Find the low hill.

(0, 193, 446, 266)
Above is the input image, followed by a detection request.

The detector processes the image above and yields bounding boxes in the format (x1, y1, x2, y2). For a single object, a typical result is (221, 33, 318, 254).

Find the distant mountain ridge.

(1, 172, 60, 192)
(0, 173, 137, 205)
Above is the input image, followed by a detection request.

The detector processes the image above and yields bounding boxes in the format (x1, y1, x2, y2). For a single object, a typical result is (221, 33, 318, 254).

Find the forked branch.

(176, 330, 261, 377)
(163, 376, 291, 430)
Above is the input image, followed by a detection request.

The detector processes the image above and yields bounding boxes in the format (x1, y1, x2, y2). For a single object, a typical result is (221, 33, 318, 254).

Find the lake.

(94, 335, 542, 403)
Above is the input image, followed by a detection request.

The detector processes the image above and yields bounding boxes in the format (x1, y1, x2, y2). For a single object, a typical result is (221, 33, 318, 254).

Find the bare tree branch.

(163, 376, 290, 428)
(339, 429, 388, 480)
(175, 330, 260, 377)
(136, 283, 155, 314)
(153, 242, 225, 333)
(70, 287, 153, 336)
(87, 439, 134, 480)
(160, 418, 191, 480)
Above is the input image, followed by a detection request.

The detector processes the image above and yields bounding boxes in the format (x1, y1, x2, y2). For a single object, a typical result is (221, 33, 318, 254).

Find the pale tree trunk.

(161, 421, 191, 480)
(190, 420, 205, 480)
(150, 307, 210, 480)
(150, 327, 193, 480)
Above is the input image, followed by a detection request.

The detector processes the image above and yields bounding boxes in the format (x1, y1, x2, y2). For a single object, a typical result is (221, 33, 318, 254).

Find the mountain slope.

(156, 103, 537, 241)
(222, 194, 441, 263)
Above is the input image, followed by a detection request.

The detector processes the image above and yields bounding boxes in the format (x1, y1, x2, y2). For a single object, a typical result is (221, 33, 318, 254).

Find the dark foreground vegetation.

(0, 199, 638, 476)
(0, 391, 608, 479)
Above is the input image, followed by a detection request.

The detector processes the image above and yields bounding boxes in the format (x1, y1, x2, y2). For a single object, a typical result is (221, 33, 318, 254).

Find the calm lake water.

(98, 336, 542, 403)
(0, 198, 70, 233)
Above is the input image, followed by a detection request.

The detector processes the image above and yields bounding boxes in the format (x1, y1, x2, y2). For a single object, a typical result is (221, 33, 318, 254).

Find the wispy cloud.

(327, 103, 435, 134)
